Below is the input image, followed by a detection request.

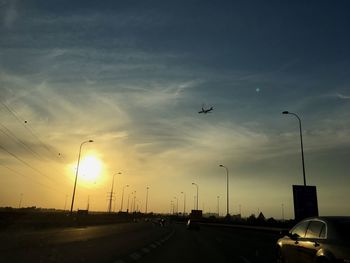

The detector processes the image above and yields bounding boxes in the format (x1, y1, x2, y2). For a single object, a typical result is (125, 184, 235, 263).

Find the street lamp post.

(219, 164, 229, 216)
(174, 196, 178, 215)
(70, 140, 93, 215)
(127, 193, 131, 213)
(192, 183, 199, 210)
(133, 191, 136, 212)
(145, 187, 149, 214)
(120, 185, 129, 212)
(171, 200, 174, 214)
(181, 191, 186, 216)
(282, 111, 306, 186)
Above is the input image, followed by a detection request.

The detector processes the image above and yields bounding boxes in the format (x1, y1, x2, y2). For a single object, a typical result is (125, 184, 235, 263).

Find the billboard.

(293, 185, 318, 221)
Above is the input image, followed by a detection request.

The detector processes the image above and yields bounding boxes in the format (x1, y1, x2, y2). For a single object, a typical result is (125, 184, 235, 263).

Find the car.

(186, 219, 200, 230)
(276, 216, 350, 263)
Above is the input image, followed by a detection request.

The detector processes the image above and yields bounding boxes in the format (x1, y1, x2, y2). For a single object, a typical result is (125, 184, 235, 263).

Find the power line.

(0, 164, 61, 192)
(0, 124, 43, 160)
(0, 142, 53, 182)
(0, 101, 59, 158)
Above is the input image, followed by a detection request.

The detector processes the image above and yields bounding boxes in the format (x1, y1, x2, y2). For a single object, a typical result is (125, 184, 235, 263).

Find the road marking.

(239, 256, 251, 263)
(150, 243, 157, 249)
(112, 228, 175, 263)
(129, 253, 141, 260)
(155, 241, 161, 246)
(142, 247, 150, 253)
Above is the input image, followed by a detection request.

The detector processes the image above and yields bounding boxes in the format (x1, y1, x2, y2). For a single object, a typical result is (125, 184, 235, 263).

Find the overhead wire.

(0, 101, 97, 202)
(0, 100, 73, 183)
(0, 123, 43, 160)
(0, 164, 61, 192)
(0, 101, 59, 158)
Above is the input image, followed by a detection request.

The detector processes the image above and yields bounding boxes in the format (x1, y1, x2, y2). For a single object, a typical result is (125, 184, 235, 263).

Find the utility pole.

(217, 196, 220, 217)
(18, 193, 23, 208)
(64, 194, 68, 211)
(181, 192, 186, 216)
(108, 172, 121, 213)
(120, 185, 129, 212)
(127, 193, 130, 213)
(145, 187, 149, 214)
(133, 191, 136, 212)
(87, 195, 90, 211)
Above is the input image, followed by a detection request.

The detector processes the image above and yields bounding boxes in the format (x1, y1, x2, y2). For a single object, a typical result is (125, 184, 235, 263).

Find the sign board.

(293, 185, 318, 221)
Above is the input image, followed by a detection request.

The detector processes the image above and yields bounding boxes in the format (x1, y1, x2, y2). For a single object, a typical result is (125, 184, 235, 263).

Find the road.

(0, 221, 280, 263)
(139, 223, 279, 263)
(0, 221, 172, 263)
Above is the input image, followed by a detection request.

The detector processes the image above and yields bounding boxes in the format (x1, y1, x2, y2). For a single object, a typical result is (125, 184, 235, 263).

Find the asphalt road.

(139, 223, 279, 263)
(0, 221, 172, 263)
(0, 221, 280, 263)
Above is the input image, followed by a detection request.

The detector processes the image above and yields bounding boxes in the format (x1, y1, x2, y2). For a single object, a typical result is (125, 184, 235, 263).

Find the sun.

(78, 155, 102, 182)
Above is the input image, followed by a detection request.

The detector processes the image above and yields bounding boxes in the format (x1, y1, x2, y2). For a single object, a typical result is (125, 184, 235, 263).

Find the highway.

(139, 223, 279, 263)
(0, 221, 280, 263)
(0, 221, 172, 263)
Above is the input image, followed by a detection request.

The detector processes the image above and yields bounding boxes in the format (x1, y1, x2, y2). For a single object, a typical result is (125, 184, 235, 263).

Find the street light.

(174, 196, 178, 215)
(145, 187, 149, 214)
(219, 164, 229, 216)
(120, 184, 129, 212)
(133, 191, 136, 212)
(192, 182, 199, 210)
(170, 200, 174, 214)
(181, 191, 186, 216)
(70, 139, 93, 215)
(282, 111, 307, 186)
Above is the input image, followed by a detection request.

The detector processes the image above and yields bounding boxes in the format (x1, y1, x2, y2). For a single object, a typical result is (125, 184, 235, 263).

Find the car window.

(320, 224, 326, 238)
(305, 220, 326, 238)
(290, 220, 309, 238)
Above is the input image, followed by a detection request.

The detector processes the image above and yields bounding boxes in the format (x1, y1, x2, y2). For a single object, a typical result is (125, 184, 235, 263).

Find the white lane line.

(142, 247, 150, 253)
(155, 241, 161, 246)
(150, 243, 157, 249)
(129, 252, 141, 260)
(239, 256, 251, 263)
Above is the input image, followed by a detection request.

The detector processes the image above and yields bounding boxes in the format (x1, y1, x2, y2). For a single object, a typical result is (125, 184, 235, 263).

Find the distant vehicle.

(276, 216, 350, 263)
(198, 106, 213, 114)
(152, 217, 165, 226)
(186, 219, 200, 230)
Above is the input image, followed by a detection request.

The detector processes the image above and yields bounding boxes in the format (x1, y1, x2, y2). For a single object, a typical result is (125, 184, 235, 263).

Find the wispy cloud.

(336, 93, 350, 100)
(2, 0, 18, 28)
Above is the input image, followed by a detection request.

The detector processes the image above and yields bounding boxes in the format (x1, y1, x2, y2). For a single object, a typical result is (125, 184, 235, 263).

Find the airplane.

(198, 106, 214, 114)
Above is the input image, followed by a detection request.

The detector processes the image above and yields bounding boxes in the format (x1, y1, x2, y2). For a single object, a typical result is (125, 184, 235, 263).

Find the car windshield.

(1, 1, 350, 262)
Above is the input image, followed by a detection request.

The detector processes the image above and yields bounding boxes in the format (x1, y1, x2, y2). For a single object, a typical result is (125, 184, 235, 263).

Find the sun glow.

(78, 155, 102, 182)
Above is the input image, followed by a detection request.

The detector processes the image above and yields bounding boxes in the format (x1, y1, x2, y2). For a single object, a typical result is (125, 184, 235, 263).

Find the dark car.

(276, 216, 350, 263)
(186, 219, 200, 230)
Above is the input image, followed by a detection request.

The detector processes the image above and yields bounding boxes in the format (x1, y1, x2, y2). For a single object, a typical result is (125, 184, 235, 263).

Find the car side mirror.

(289, 233, 299, 240)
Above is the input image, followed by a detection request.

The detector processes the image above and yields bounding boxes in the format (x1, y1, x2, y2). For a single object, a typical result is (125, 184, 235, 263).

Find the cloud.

(2, 0, 18, 28)
(336, 93, 350, 100)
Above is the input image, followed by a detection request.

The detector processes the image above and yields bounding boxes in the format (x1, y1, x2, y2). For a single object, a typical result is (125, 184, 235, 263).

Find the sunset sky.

(1, 0, 350, 219)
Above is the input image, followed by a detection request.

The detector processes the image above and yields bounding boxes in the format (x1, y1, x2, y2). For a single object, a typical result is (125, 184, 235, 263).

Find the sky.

(0, 0, 350, 219)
